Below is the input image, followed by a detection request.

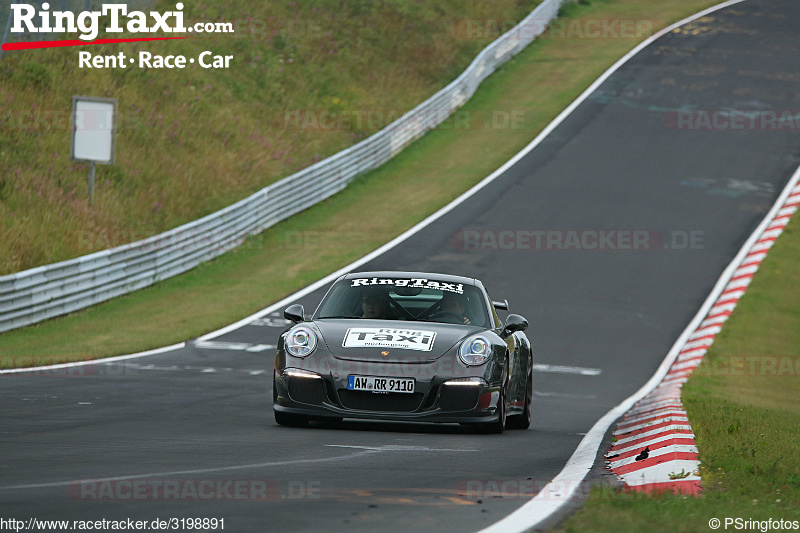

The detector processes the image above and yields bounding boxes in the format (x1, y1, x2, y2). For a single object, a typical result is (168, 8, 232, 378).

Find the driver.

(361, 288, 396, 319)
(439, 292, 471, 325)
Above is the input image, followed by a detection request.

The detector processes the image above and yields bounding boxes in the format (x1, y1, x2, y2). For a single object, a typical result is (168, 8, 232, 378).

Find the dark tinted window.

(316, 277, 488, 327)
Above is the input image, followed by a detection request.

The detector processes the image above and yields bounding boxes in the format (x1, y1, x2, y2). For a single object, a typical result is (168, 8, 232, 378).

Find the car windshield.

(316, 276, 489, 327)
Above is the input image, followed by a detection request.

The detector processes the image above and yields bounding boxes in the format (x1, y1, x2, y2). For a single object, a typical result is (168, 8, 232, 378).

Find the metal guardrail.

(0, 0, 564, 332)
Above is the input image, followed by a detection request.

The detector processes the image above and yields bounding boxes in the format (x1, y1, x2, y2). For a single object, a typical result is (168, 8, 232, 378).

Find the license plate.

(347, 375, 415, 394)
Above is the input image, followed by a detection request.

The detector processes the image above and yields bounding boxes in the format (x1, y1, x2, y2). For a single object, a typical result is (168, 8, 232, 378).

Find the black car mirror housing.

(502, 314, 528, 336)
(284, 304, 306, 324)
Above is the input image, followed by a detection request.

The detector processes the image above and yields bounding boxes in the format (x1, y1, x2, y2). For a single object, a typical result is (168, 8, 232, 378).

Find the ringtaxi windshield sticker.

(350, 277, 464, 294)
(343, 328, 436, 352)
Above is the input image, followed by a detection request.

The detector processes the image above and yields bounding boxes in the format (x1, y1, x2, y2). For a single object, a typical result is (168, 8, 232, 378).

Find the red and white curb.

(607, 182, 800, 493)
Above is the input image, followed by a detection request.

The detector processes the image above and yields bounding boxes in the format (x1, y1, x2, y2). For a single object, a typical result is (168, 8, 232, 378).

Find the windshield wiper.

(319, 315, 361, 319)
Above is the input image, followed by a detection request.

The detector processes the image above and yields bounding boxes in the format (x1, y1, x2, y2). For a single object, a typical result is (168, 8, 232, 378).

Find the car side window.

(317, 278, 492, 326)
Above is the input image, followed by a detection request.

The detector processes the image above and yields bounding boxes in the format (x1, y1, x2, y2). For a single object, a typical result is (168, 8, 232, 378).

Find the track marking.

(0, 344, 186, 375)
(320, 487, 479, 506)
(325, 445, 478, 453)
(0, 449, 381, 492)
(112, 362, 261, 375)
(534, 391, 596, 400)
(534, 364, 601, 376)
(193, 341, 274, 352)
(249, 316, 293, 328)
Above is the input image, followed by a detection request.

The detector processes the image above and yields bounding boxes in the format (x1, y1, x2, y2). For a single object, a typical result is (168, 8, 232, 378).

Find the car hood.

(313, 319, 483, 363)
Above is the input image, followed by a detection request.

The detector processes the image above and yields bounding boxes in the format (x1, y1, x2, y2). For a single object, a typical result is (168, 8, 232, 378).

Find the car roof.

(340, 271, 482, 287)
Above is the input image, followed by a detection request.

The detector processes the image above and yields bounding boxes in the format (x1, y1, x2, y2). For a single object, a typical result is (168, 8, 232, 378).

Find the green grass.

(556, 220, 800, 532)
(0, 0, 535, 274)
(0, 0, 722, 366)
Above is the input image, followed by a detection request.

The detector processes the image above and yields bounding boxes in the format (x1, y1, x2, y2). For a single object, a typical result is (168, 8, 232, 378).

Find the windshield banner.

(350, 278, 464, 294)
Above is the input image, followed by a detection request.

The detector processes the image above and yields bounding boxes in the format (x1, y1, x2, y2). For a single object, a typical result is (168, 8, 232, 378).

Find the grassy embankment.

(558, 217, 800, 531)
(1, 0, 533, 273)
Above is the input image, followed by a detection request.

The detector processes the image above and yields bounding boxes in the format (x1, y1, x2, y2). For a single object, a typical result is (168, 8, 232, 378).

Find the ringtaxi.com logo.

(5, 3, 236, 70)
(8, 3, 224, 41)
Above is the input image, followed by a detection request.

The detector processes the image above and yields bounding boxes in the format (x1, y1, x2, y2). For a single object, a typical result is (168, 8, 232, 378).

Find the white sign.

(71, 96, 117, 164)
(343, 328, 437, 352)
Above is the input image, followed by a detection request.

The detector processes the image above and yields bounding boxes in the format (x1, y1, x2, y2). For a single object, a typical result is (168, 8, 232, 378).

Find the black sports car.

(273, 271, 533, 433)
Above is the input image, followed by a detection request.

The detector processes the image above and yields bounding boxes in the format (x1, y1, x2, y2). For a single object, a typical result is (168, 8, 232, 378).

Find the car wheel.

(274, 410, 309, 427)
(507, 363, 532, 430)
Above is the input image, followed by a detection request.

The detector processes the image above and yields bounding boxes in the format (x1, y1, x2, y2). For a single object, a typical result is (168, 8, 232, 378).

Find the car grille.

(338, 390, 424, 412)
(288, 377, 327, 405)
(439, 384, 480, 411)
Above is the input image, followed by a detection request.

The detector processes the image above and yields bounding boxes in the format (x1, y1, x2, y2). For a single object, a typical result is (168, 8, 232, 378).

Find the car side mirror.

(284, 304, 305, 324)
(502, 314, 528, 336)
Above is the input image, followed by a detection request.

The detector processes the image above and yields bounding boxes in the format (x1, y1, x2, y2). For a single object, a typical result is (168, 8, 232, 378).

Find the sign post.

(70, 96, 117, 204)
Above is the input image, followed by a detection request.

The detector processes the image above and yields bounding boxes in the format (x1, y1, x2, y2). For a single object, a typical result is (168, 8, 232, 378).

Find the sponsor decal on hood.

(343, 328, 436, 352)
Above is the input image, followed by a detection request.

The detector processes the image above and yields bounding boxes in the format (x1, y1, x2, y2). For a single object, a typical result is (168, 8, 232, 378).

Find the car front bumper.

(273, 357, 503, 423)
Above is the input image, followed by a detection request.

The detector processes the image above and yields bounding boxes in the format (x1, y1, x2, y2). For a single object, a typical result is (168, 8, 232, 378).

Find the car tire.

(507, 362, 532, 430)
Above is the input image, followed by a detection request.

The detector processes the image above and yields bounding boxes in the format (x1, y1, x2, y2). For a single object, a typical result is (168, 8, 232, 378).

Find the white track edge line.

(480, 0, 800, 530)
(483, 157, 800, 533)
(483, 160, 800, 531)
(0, 343, 186, 375)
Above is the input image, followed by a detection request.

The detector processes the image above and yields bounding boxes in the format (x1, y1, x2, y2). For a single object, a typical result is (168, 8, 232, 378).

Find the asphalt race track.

(2, 1, 800, 531)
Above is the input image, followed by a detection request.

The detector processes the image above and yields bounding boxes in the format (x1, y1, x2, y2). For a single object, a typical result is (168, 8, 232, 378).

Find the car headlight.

(458, 335, 491, 366)
(285, 326, 318, 357)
